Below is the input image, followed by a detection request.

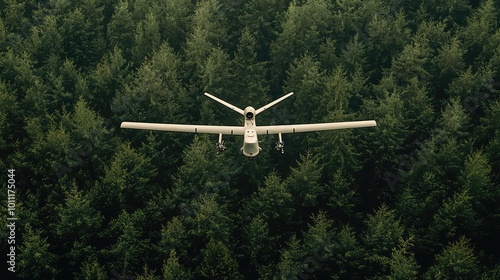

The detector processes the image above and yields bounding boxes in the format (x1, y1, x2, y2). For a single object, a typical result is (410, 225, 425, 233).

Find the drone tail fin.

(255, 92, 294, 115)
(204, 92, 244, 115)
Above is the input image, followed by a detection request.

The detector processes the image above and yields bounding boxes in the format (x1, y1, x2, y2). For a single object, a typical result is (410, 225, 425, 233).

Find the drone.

(121, 92, 377, 158)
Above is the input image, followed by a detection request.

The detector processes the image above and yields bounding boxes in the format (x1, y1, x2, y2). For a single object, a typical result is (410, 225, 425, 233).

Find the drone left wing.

(121, 122, 245, 135)
(256, 120, 377, 135)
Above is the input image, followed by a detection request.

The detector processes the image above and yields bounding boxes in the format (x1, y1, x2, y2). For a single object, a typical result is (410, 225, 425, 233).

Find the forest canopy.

(1, 0, 499, 279)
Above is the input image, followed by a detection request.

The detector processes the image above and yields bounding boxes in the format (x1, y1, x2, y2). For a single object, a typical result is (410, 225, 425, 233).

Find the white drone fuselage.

(242, 106, 259, 157)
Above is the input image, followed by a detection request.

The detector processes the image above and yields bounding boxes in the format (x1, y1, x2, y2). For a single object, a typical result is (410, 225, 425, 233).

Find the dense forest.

(1, 0, 500, 279)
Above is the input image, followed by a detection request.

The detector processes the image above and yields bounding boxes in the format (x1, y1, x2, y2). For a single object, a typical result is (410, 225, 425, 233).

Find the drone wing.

(121, 122, 245, 135)
(256, 120, 377, 135)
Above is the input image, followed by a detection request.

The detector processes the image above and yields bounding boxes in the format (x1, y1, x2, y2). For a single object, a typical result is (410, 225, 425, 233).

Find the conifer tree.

(93, 143, 156, 212)
(424, 237, 479, 279)
(242, 172, 294, 240)
(243, 214, 274, 267)
(284, 54, 325, 123)
(54, 184, 103, 266)
(428, 189, 480, 245)
(365, 12, 411, 79)
(378, 237, 419, 280)
(231, 28, 269, 106)
(358, 84, 407, 177)
(156, 0, 194, 50)
(460, 151, 494, 210)
(60, 8, 103, 68)
(459, 0, 496, 65)
(285, 152, 322, 207)
(435, 37, 466, 83)
(275, 235, 306, 280)
(300, 211, 334, 276)
(271, 0, 333, 89)
(78, 259, 108, 280)
(186, 193, 233, 245)
(328, 225, 364, 279)
(198, 239, 242, 280)
(159, 216, 190, 264)
(239, 0, 286, 60)
(363, 205, 404, 258)
(30, 14, 64, 65)
(18, 225, 58, 278)
(89, 47, 129, 115)
(162, 249, 193, 280)
(107, 1, 135, 58)
(108, 209, 148, 276)
(184, 0, 229, 91)
(390, 38, 431, 86)
(324, 169, 359, 220)
(132, 11, 161, 65)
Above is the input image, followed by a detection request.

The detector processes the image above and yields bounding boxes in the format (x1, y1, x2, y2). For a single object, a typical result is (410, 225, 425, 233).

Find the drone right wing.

(121, 122, 245, 135)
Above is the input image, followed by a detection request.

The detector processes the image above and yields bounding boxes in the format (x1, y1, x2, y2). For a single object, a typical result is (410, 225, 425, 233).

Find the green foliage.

(2, 1, 499, 278)
(156, 0, 194, 50)
(54, 184, 103, 243)
(231, 28, 269, 106)
(271, 0, 333, 87)
(113, 43, 187, 125)
(460, 151, 493, 206)
(424, 237, 480, 279)
(95, 142, 157, 211)
(365, 11, 411, 75)
(198, 239, 242, 280)
(18, 224, 58, 278)
(159, 216, 189, 260)
(428, 189, 479, 244)
(107, 1, 135, 58)
(243, 214, 274, 266)
(184, 0, 229, 89)
(302, 210, 334, 258)
(239, 0, 286, 60)
(59, 7, 105, 69)
(242, 172, 294, 236)
(0, 81, 18, 151)
(78, 259, 108, 280)
(363, 204, 404, 257)
(162, 249, 192, 280)
(186, 193, 233, 245)
(275, 235, 307, 280)
(107, 209, 148, 275)
(459, 0, 497, 64)
(386, 237, 419, 280)
(132, 11, 161, 65)
(359, 86, 407, 175)
(390, 38, 431, 85)
(285, 152, 323, 207)
(324, 170, 359, 219)
(285, 54, 325, 123)
(435, 37, 466, 82)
